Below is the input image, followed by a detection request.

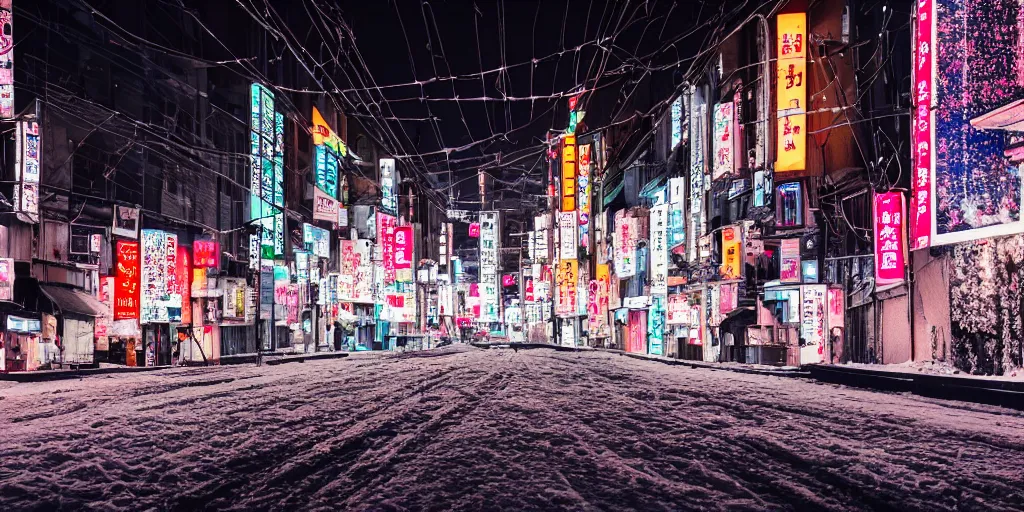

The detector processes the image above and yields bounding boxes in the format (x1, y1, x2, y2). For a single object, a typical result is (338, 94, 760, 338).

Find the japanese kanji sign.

(776, 13, 806, 173)
(874, 192, 906, 287)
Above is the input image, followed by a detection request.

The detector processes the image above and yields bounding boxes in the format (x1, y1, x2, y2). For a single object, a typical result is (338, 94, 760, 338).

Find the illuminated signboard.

(720, 225, 742, 280)
(578, 142, 591, 248)
(193, 240, 219, 268)
(776, 13, 807, 173)
(0, 1, 12, 119)
(874, 192, 906, 287)
(561, 136, 577, 211)
(380, 158, 398, 216)
(313, 145, 339, 222)
(478, 211, 500, 322)
(249, 83, 284, 262)
(394, 226, 414, 270)
(377, 213, 397, 284)
(114, 240, 140, 320)
(910, 0, 933, 249)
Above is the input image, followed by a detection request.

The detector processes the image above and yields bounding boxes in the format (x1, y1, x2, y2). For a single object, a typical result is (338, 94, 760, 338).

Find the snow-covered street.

(2, 345, 1024, 511)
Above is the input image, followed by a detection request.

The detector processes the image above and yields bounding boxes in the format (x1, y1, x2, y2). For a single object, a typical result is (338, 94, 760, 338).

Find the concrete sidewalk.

(0, 364, 174, 383)
(475, 342, 1024, 410)
(1, 351, 352, 383)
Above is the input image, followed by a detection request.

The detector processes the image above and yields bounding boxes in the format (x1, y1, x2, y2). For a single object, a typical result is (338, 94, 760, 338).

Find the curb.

(807, 364, 1024, 410)
(604, 348, 809, 378)
(0, 365, 173, 383)
(264, 352, 350, 365)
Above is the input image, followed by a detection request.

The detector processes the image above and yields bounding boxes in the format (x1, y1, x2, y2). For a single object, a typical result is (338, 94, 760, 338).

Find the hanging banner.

(311, 106, 347, 156)
(874, 192, 907, 287)
(556, 259, 578, 317)
(713, 102, 734, 180)
(578, 142, 591, 248)
(558, 211, 578, 261)
(0, 0, 12, 119)
(394, 226, 414, 270)
(721, 225, 742, 280)
(776, 13, 807, 173)
(561, 135, 577, 211)
(910, 0, 934, 250)
(650, 204, 669, 295)
(114, 240, 141, 320)
(781, 238, 801, 283)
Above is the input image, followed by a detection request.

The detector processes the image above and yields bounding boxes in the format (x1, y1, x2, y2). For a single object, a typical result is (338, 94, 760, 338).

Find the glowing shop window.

(775, 182, 803, 227)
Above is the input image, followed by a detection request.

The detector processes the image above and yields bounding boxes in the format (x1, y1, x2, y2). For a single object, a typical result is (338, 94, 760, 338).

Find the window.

(775, 182, 803, 227)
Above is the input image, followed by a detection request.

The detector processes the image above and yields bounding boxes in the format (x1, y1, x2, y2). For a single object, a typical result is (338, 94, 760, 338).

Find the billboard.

(249, 83, 284, 262)
(918, 0, 1024, 245)
(114, 240, 140, 320)
(776, 13, 807, 173)
(140, 230, 181, 323)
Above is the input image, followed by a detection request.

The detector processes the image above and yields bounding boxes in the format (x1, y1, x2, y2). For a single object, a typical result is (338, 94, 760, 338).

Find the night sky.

(270, 0, 744, 205)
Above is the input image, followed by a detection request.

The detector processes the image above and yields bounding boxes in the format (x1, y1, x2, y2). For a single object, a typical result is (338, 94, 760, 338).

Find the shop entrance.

(143, 324, 172, 367)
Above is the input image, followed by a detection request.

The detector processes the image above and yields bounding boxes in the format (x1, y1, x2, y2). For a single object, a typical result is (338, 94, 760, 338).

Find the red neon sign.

(114, 240, 140, 320)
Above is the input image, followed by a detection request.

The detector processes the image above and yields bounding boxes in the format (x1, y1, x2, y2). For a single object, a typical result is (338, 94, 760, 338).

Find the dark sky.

(179, 0, 750, 204)
(332, 0, 739, 203)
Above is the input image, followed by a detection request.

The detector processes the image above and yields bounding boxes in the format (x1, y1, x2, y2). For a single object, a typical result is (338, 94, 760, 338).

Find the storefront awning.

(39, 285, 107, 317)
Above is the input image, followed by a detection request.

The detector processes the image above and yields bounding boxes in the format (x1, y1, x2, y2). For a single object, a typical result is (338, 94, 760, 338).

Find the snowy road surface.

(2, 346, 1024, 511)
